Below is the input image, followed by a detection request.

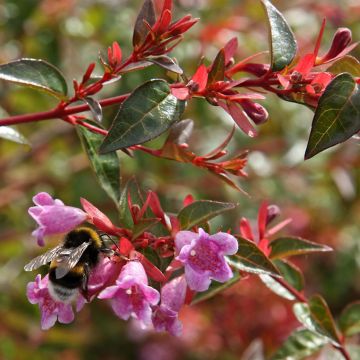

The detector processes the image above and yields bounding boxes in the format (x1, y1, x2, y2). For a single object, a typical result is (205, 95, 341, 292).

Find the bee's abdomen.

(48, 282, 79, 303)
(49, 265, 84, 289)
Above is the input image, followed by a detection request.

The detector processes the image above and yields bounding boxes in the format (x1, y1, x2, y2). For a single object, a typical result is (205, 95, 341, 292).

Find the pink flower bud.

(319, 28, 352, 63)
(240, 99, 269, 125)
(266, 205, 281, 225)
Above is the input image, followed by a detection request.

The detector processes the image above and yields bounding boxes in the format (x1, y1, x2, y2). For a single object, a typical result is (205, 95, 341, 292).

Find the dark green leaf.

(293, 295, 341, 345)
(327, 56, 360, 77)
(261, 0, 297, 71)
(83, 97, 103, 123)
(178, 200, 237, 230)
(133, 0, 156, 47)
(305, 73, 360, 159)
(208, 49, 225, 84)
(77, 126, 120, 205)
(0, 126, 30, 146)
(271, 328, 328, 360)
(270, 237, 332, 259)
(191, 272, 241, 305)
(0, 58, 67, 99)
(132, 218, 160, 240)
(227, 237, 281, 276)
(100, 79, 185, 153)
(339, 301, 360, 337)
(274, 259, 304, 291)
(149, 56, 183, 74)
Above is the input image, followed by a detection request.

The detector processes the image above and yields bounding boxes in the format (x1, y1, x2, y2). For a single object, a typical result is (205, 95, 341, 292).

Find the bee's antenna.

(99, 232, 128, 260)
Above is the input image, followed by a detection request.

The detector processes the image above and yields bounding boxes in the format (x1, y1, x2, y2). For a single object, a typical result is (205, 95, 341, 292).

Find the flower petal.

(140, 284, 160, 305)
(185, 265, 211, 292)
(32, 192, 55, 206)
(212, 261, 233, 283)
(58, 304, 75, 324)
(98, 285, 120, 299)
(208, 232, 238, 255)
(110, 291, 132, 320)
(161, 275, 187, 311)
(174, 231, 197, 253)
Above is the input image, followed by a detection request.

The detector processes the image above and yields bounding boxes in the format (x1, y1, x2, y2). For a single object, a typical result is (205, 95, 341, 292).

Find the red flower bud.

(266, 205, 280, 225)
(240, 99, 268, 125)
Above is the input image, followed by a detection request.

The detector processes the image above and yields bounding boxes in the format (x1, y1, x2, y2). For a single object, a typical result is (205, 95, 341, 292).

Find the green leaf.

(327, 56, 360, 77)
(177, 200, 237, 230)
(270, 237, 332, 259)
(191, 272, 241, 305)
(0, 126, 30, 146)
(149, 56, 183, 74)
(0, 58, 67, 99)
(100, 79, 185, 153)
(83, 97, 103, 123)
(271, 328, 328, 360)
(261, 0, 297, 71)
(132, 218, 160, 240)
(133, 0, 156, 47)
(77, 126, 120, 205)
(293, 295, 342, 345)
(305, 73, 360, 159)
(260, 274, 295, 300)
(208, 49, 225, 84)
(274, 259, 304, 291)
(339, 301, 360, 337)
(227, 237, 280, 276)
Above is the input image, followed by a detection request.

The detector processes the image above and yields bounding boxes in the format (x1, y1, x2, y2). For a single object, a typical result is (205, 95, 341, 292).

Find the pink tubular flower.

(152, 275, 187, 336)
(175, 229, 238, 292)
(28, 192, 88, 246)
(98, 261, 160, 325)
(27, 274, 75, 330)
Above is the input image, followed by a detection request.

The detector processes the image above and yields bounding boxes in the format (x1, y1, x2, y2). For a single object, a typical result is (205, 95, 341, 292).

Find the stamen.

(126, 289, 132, 295)
(190, 250, 196, 256)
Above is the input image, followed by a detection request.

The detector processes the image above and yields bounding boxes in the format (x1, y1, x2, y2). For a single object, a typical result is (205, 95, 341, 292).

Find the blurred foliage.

(0, 0, 359, 359)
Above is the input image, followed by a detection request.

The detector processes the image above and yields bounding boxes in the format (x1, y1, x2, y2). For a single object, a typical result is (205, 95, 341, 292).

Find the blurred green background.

(0, 0, 359, 359)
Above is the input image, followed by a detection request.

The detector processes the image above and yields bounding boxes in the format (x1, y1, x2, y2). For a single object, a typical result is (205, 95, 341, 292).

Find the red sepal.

(132, 251, 166, 282)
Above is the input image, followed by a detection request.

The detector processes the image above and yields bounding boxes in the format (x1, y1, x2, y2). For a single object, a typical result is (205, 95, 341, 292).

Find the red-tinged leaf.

(339, 301, 360, 337)
(294, 53, 315, 75)
(224, 37, 238, 65)
(165, 118, 194, 145)
(120, 60, 153, 73)
(327, 55, 360, 77)
(208, 48, 225, 84)
(132, 218, 160, 240)
(227, 93, 266, 100)
(203, 126, 235, 159)
(156, 9, 172, 34)
(211, 172, 248, 195)
(258, 201, 268, 240)
(133, 0, 156, 48)
(119, 237, 134, 256)
(183, 194, 194, 207)
(134, 251, 166, 282)
(171, 86, 189, 100)
(80, 198, 118, 235)
(112, 41, 122, 65)
(169, 17, 198, 37)
(240, 218, 254, 241)
(266, 218, 292, 237)
(148, 192, 166, 223)
(270, 237, 332, 259)
(148, 55, 183, 74)
(191, 64, 208, 93)
(219, 101, 258, 137)
(277, 74, 290, 89)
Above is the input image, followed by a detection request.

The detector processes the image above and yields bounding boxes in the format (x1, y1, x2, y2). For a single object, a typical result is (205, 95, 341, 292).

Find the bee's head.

(64, 227, 102, 249)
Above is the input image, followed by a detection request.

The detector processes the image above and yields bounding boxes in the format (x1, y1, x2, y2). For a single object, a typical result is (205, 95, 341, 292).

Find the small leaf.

(339, 301, 360, 337)
(191, 273, 241, 305)
(165, 118, 194, 145)
(100, 79, 185, 153)
(133, 0, 156, 47)
(177, 200, 237, 230)
(261, 0, 297, 71)
(293, 295, 341, 345)
(274, 259, 304, 291)
(0, 126, 30, 146)
(305, 73, 360, 159)
(132, 218, 160, 240)
(149, 56, 183, 74)
(120, 60, 153, 73)
(270, 237, 332, 259)
(327, 56, 360, 77)
(271, 328, 328, 360)
(83, 97, 103, 123)
(208, 48, 225, 84)
(0, 58, 67, 99)
(228, 237, 281, 276)
(77, 126, 120, 205)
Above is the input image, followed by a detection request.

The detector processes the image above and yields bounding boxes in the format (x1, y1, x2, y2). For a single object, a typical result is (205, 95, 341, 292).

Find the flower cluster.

(26, 192, 239, 334)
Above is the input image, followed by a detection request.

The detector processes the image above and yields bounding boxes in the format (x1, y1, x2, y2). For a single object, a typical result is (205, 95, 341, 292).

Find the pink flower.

(28, 192, 88, 246)
(98, 261, 160, 325)
(152, 275, 187, 336)
(175, 229, 238, 292)
(27, 274, 75, 330)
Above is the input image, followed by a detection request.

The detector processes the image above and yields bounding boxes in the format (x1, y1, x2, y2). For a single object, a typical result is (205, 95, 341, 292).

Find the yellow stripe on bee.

(71, 264, 85, 275)
(75, 227, 102, 248)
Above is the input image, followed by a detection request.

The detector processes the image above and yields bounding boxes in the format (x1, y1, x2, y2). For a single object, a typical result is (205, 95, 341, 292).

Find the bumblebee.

(24, 227, 114, 303)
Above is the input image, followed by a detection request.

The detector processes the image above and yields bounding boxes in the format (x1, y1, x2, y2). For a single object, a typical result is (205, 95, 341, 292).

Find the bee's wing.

(24, 245, 64, 272)
(55, 241, 91, 280)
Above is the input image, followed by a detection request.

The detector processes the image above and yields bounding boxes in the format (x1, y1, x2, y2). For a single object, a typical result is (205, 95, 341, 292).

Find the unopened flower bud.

(238, 63, 269, 77)
(240, 99, 269, 125)
(319, 28, 352, 63)
(266, 204, 280, 225)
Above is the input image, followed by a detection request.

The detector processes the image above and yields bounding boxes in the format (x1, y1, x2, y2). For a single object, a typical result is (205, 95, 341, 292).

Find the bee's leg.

(81, 263, 91, 302)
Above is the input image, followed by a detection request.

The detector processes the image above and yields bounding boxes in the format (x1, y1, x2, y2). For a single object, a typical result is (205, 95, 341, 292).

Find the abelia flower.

(152, 275, 187, 336)
(27, 274, 75, 330)
(28, 192, 87, 246)
(175, 229, 238, 292)
(98, 261, 160, 325)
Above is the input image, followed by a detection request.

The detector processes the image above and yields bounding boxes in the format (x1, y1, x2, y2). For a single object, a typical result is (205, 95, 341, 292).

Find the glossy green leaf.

(149, 56, 183, 74)
(133, 0, 156, 48)
(83, 97, 103, 123)
(339, 301, 360, 337)
(178, 200, 237, 230)
(227, 237, 280, 276)
(261, 0, 297, 71)
(327, 56, 360, 77)
(271, 328, 328, 360)
(270, 237, 332, 259)
(0, 58, 67, 99)
(208, 49, 225, 84)
(274, 259, 304, 291)
(260, 274, 295, 300)
(191, 273, 241, 305)
(0, 126, 30, 146)
(100, 79, 185, 153)
(293, 295, 341, 345)
(77, 126, 120, 205)
(305, 73, 360, 159)
(132, 218, 160, 240)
